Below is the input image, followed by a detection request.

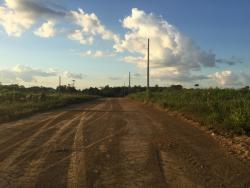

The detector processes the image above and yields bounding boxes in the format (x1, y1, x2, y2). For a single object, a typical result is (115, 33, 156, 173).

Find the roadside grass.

(0, 92, 96, 123)
(129, 88, 250, 135)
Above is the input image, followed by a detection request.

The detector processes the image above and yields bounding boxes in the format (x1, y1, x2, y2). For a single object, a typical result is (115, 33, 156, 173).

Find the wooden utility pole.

(58, 76, 61, 93)
(128, 72, 131, 94)
(129, 72, 131, 88)
(59, 76, 61, 87)
(147, 38, 150, 97)
(123, 82, 125, 97)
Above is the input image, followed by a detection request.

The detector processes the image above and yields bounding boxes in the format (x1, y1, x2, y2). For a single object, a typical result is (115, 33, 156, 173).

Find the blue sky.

(0, 0, 249, 88)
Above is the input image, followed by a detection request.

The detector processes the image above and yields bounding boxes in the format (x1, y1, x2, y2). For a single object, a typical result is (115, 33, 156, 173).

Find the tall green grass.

(0, 92, 95, 123)
(130, 88, 250, 135)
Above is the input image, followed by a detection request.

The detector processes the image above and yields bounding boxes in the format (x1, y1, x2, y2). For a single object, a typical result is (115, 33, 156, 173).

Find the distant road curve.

(0, 98, 249, 188)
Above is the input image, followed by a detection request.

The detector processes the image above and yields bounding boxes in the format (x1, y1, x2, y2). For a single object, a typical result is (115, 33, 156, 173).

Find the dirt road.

(0, 98, 249, 188)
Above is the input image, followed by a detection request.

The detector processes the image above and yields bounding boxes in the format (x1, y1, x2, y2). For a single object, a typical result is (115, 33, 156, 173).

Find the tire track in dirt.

(67, 98, 113, 188)
(67, 113, 88, 188)
(0, 112, 74, 188)
(15, 99, 120, 188)
(83, 98, 136, 187)
(0, 111, 69, 170)
(99, 99, 165, 188)
(0, 109, 76, 146)
(1, 98, 249, 188)
(134, 102, 226, 187)
(16, 113, 83, 187)
(142, 114, 204, 188)
(0, 107, 88, 155)
(129, 98, 250, 188)
(0, 113, 79, 187)
(117, 117, 167, 187)
(29, 99, 112, 187)
(18, 99, 111, 187)
(0, 116, 57, 151)
(26, 100, 114, 187)
(0, 101, 99, 188)
(0, 101, 99, 156)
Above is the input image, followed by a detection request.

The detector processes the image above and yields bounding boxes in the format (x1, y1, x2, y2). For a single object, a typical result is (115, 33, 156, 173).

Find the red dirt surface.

(0, 98, 249, 187)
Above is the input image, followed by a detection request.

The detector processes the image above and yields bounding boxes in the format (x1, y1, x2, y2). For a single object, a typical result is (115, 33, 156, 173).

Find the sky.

(0, 0, 249, 89)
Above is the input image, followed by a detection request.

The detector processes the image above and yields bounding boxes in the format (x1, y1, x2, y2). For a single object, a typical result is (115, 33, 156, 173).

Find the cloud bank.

(0, 0, 64, 37)
(0, 65, 84, 83)
(115, 8, 242, 83)
(0, 3, 246, 87)
(0, 0, 119, 45)
(209, 70, 250, 87)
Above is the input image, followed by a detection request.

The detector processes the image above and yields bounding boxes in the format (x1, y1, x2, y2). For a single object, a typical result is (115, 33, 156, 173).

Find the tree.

(194, 84, 199, 88)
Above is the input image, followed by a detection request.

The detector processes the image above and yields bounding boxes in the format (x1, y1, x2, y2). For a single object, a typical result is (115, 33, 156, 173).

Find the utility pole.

(147, 38, 150, 98)
(58, 76, 61, 93)
(59, 76, 61, 87)
(129, 72, 131, 88)
(128, 72, 131, 94)
(123, 82, 125, 97)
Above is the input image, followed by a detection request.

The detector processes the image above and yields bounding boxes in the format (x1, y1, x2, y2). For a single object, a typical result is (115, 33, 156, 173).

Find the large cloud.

(115, 8, 240, 83)
(5, 0, 65, 17)
(0, 0, 64, 37)
(209, 70, 243, 87)
(0, 65, 84, 83)
(0, 64, 56, 82)
(0, 0, 119, 46)
(69, 9, 120, 44)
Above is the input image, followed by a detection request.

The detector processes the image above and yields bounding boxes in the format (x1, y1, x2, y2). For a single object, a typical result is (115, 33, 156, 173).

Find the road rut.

(0, 98, 249, 188)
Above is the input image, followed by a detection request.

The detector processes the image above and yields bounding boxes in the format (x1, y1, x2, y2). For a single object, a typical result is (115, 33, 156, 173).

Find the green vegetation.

(130, 88, 250, 135)
(0, 84, 95, 122)
(82, 85, 146, 97)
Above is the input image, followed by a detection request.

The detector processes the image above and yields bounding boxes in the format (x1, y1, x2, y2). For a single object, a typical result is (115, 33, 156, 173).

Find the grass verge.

(129, 88, 250, 135)
(0, 93, 96, 123)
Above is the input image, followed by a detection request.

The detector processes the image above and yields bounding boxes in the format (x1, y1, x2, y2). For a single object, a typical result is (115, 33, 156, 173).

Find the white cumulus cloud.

(68, 29, 94, 45)
(70, 9, 120, 43)
(34, 20, 56, 38)
(209, 70, 242, 87)
(0, 65, 56, 82)
(0, 2, 34, 36)
(116, 8, 217, 82)
(0, 65, 84, 83)
(0, 0, 64, 37)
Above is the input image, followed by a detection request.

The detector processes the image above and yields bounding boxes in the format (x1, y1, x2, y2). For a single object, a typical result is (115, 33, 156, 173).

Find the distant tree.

(241, 86, 249, 91)
(170, 85, 183, 90)
(82, 85, 148, 97)
(194, 84, 199, 88)
(56, 85, 77, 93)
